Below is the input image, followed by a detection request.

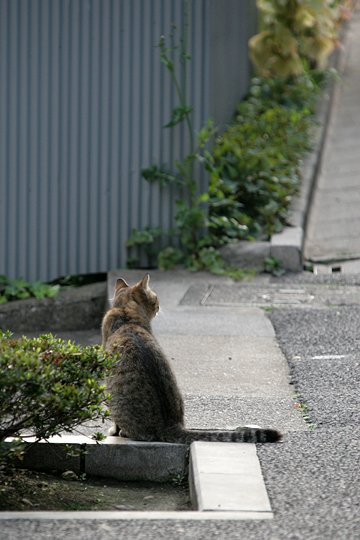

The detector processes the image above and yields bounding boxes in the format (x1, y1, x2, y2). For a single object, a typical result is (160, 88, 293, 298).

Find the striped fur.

(102, 274, 281, 444)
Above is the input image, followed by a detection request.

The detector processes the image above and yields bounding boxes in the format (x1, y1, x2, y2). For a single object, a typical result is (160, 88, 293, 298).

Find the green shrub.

(249, 0, 342, 77)
(209, 74, 323, 241)
(0, 276, 60, 305)
(0, 332, 116, 462)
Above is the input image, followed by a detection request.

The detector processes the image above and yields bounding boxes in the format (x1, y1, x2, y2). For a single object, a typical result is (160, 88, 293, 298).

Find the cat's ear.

(115, 278, 129, 292)
(140, 273, 150, 290)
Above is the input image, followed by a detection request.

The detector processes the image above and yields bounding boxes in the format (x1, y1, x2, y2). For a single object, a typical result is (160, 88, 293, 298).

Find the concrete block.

(85, 440, 188, 482)
(6, 435, 188, 482)
(271, 227, 303, 272)
(189, 442, 273, 514)
(0, 282, 106, 332)
(153, 307, 274, 337)
(158, 335, 293, 398)
(219, 241, 270, 271)
(8, 439, 83, 474)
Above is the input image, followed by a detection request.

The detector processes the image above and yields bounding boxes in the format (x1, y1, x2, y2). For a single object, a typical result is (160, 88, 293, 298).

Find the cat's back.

(104, 315, 160, 362)
(102, 275, 185, 439)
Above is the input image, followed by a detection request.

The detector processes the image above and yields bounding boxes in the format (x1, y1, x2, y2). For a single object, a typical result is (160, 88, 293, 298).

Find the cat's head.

(112, 274, 160, 319)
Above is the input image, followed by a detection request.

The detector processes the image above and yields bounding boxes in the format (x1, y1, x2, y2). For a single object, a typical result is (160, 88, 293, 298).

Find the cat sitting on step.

(102, 274, 281, 444)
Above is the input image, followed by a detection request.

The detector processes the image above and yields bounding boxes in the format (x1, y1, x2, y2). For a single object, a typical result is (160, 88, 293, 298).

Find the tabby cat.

(102, 274, 281, 444)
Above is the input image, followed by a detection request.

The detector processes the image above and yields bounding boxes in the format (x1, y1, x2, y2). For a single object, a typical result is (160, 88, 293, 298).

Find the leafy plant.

(0, 331, 116, 463)
(209, 74, 323, 241)
(293, 393, 316, 431)
(126, 4, 333, 276)
(51, 273, 106, 288)
(0, 275, 60, 305)
(249, 0, 344, 77)
(126, 0, 220, 273)
(126, 227, 163, 268)
(264, 256, 286, 276)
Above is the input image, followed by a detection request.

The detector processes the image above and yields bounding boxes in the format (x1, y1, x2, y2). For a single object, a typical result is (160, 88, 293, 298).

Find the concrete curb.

(7, 436, 188, 483)
(0, 511, 274, 521)
(0, 282, 107, 332)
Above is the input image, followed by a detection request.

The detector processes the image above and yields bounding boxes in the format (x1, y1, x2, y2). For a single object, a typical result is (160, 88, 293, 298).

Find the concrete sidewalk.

(304, 7, 360, 264)
(107, 269, 305, 436)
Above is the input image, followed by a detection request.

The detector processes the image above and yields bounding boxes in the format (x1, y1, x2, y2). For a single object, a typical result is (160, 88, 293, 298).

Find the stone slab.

(271, 227, 303, 272)
(157, 334, 294, 398)
(202, 283, 360, 308)
(153, 306, 275, 338)
(219, 242, 270, 271)
(189, 442, 273, 514)
(306, 217, 360, 241)
(85, 440, 188, 482)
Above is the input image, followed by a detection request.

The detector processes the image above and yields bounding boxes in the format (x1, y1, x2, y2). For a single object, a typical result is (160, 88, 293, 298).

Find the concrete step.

(189, 441, 273, 517)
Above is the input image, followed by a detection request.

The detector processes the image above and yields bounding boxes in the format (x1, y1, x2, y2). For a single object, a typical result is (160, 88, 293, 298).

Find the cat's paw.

(108, 423, 121, 436)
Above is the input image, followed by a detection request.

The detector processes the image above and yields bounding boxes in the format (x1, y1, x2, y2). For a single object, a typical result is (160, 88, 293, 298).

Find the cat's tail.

(164, 425, 282, 444)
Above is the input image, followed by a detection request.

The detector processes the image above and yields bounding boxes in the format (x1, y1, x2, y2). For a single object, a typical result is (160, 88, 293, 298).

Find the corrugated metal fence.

(0, 0, 256, 282)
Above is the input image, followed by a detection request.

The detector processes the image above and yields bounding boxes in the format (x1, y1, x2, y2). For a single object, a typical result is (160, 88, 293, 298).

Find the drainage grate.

(312, 259, 360, 274)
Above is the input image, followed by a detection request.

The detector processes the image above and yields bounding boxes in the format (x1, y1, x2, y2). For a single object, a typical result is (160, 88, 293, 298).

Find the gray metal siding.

(208, 0, 257, 124)
(0, 0, 256, 282)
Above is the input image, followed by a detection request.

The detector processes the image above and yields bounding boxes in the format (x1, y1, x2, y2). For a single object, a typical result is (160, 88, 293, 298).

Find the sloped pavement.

(305, 7, 360, 265)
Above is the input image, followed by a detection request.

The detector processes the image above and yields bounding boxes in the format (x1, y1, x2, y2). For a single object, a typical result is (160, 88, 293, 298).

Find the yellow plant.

(249, 0, 346, 77)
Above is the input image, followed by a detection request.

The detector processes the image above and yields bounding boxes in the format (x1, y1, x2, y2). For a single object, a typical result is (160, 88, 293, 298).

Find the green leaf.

(197, 119, 216, 147)
(198, 193, 209, 203)
(92, 431, 107, 442)
(11, 278, 28, 289)
(158, 247, 183, 270)
(126, 227, 162, 247)
(164, 106, 193, 128)
(46, 285, 60, 298)
(142, 165, 178, 187)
